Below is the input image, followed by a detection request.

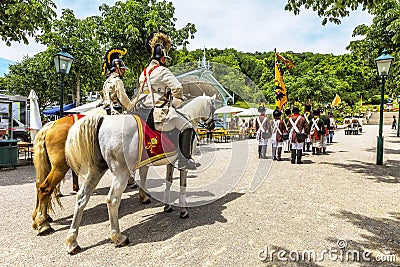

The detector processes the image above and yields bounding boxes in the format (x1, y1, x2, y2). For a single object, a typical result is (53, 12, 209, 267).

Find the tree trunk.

(76, 70, 81, 106)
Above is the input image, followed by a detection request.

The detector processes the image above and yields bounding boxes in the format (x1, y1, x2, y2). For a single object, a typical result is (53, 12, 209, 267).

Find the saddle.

(132, 115, 179, 169)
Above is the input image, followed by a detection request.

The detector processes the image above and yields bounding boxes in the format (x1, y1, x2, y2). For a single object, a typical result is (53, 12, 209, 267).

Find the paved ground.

(0, 124, 399, 266)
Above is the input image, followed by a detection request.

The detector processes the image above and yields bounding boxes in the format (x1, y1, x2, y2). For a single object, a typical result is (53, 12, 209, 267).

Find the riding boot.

(277, 147, 283, 161)
(272, 146, 277, 160)
(178, 128, 197, 170)
(312, 147, 316, 155)
(258, 145, 262, 158)
(291, 149, 296, 164)
(261, 145, 267, 159)
(297, 149, 303, 164)
(322, 148, 327, 154)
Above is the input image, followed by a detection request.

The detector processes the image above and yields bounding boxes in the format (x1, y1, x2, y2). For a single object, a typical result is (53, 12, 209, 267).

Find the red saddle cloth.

(133, 115, 177, 169)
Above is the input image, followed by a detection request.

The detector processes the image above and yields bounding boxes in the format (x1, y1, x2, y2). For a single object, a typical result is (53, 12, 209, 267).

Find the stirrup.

(178, 158, 197, 170)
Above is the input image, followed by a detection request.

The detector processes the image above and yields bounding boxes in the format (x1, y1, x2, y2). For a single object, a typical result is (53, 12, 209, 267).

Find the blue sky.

(0, 0, 373, 62)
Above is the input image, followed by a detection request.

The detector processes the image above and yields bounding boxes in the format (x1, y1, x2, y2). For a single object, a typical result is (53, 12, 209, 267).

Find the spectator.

(392, 115, 397, 130)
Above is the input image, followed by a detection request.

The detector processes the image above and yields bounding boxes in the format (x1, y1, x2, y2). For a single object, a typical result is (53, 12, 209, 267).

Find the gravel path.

(0, 125, 399, 266)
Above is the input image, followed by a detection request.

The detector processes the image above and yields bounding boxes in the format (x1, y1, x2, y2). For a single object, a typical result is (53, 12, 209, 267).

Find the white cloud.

(0, 0, 373, 61)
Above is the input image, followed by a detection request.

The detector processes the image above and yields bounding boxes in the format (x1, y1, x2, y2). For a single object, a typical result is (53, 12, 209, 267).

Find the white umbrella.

(214, 105, 246, 114)
(28, 90, 42, 143)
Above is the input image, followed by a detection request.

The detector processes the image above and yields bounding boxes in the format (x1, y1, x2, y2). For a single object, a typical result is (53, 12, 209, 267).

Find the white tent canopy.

(214, 105, 246, 114)
(234, 107, 273, 117)
(64, 100, 102, 114)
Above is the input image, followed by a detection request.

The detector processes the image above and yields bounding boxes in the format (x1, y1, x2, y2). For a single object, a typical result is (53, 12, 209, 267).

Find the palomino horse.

(32, 109, 106, 235)
(64, 95, 216, 254)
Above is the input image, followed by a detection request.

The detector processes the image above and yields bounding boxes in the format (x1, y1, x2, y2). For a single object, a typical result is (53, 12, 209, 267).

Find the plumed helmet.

(312, 109, 320, 116)
(292, 106, 300, 114)
(146, 31, 172, 61)
(273, 109, 282, 118)
(102, 48, 127, 76)
(110, 58, 128, 72)
(258, 106, 266, 113)
(284, 108, 292, 116)
(305, 104, 312, 112)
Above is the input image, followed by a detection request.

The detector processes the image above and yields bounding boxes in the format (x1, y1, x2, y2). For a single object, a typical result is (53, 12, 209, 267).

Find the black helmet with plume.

(146, 31, 172, 61)
(102, 48, 127, 76)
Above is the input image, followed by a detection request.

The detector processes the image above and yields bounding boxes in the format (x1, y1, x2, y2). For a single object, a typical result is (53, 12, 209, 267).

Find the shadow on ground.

(327, 210, 400, 266)
(321, 159, 400, 184)
(76, 192, 244, 252)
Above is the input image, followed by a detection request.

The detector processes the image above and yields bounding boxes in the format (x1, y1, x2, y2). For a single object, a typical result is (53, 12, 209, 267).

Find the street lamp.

(397, 94, 400, 137)
(375, 49, 394, 165)
(53, 46, 74, 118)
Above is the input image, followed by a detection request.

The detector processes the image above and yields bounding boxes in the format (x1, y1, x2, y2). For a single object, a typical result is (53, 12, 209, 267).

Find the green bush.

(370, 95, 389, 105)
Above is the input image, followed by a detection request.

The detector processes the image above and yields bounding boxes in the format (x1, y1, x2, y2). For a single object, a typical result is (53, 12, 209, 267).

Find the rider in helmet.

(133, 31, 197, 170)
(101, 48, 134, 114)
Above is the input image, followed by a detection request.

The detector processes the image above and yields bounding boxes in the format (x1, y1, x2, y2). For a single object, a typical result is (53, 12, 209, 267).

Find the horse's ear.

(203, 92, 206, 96)
(211, 94, 216, 100)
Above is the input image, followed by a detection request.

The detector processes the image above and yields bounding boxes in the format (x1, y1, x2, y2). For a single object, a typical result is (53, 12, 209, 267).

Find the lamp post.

(53, 46, 74, 118)
(375, 49, 394, 165)
(397, 95, 400, 137)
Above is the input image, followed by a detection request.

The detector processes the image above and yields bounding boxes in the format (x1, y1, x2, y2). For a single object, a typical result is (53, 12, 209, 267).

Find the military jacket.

(102, 72, 131, 111)
(137, 60, 184, 108)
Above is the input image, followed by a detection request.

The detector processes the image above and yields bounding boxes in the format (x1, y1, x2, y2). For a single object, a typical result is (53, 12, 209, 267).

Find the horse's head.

(180, 94, 217, 130)
(203, 94, 216, 130)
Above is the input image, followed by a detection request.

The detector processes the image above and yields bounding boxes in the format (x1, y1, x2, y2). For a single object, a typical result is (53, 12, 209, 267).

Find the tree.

(36, 9, 104, 106)
(5, 51, 60, 111)
(347, 0, 400, 97)
(284, 0, 382, 25)
(97, 0, 196, 83)
(0, 0, 56, 45)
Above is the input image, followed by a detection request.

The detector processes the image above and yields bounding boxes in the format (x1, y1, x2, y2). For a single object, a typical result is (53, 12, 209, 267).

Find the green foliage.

(0, 0, 56, 45)
(284, 0, 383, 25)
(5, 52, 59, 110)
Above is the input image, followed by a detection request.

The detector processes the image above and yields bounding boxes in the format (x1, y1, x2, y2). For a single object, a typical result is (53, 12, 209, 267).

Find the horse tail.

(65, 114, 104, 178)
(33, 121, 56, 188)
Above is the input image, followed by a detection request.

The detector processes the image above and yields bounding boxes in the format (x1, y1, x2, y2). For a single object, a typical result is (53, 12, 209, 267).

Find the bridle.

(203, 99, 216, 129)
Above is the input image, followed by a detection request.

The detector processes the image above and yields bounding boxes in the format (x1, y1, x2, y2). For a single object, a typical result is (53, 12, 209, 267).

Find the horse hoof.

(46, 216, 53, 223)
(142, 199, 151, 205)
(115, 237, 130, 248)
(164, 205, 173, 213)
(68, 245, 81, 255)
(180, 211, 189, 219)
(38, 226, 55, 236)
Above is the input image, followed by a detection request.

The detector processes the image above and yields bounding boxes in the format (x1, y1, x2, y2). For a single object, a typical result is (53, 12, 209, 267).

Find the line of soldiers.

(255, 104, 333, 164)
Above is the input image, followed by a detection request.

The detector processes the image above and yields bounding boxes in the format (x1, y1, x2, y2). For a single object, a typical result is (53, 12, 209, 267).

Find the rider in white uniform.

(133, 32, 196, 170)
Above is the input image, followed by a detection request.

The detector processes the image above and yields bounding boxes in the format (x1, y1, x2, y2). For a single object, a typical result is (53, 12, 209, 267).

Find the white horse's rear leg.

(66, 169, 106, 254)
(107, 168, 131, 247)
(163, 164, 174, 213)
(179, 170, 189, 219)
(138, 166, 151, 204)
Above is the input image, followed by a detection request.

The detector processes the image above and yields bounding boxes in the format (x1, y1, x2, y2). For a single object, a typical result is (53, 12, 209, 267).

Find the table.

(17, 141, 33, 164)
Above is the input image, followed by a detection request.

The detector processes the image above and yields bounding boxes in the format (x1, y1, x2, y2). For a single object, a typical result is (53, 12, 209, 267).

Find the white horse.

(64, 95, 216, 254)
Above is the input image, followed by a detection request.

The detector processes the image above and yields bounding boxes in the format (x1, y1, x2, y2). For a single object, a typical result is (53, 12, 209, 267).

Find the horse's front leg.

(163, 164, 174, 213)
(179, 169, 189, 219)
(65, 172, 103, 255)
(106, 169, 130, 248)
(138, 166, 151, 204)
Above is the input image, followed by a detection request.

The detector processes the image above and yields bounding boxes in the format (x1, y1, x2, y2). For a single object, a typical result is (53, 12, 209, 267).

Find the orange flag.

(331, 94, 341, 107)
